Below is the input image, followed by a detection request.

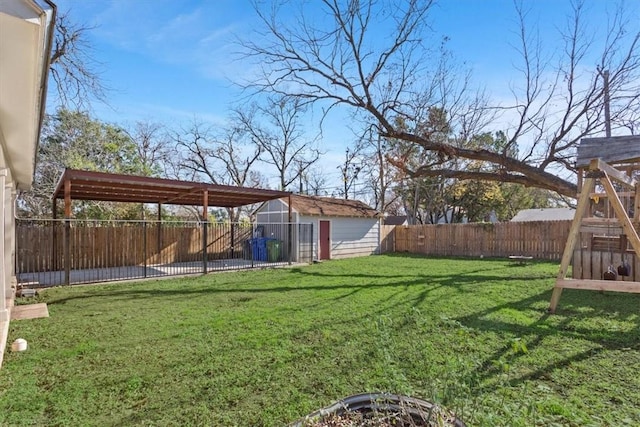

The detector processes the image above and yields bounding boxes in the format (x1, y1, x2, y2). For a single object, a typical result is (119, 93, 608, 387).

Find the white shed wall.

(255, 200, 381, 260)
(300, 215, 380, 260)
(255, 199, 299, 223)
(254, 199, 305, 261)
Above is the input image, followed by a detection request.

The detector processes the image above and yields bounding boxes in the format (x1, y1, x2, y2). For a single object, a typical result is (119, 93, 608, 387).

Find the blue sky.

(50, 0, 639, 189)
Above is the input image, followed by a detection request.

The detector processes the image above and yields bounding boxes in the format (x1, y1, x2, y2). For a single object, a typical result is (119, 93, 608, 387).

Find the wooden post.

(143, 220, 148, 278)
(550, 177, 595, 313)
(230, 223, 235, 259)
(157, 203, 162, 258)
(577, 168, 584, 195)
(64, 179, 71, 286)
(603, 70, 611, 138)
(52, 198, 58, 271)
(634, 184, 640, 223)
(288, 194, 292, 265)
(202, 191, 208, 274)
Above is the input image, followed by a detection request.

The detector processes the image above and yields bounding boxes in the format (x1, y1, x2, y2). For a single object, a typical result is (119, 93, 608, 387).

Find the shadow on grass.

(37, 257, 640, 426)
(45, 265, 530, 306)
(452, 287, 640, 393)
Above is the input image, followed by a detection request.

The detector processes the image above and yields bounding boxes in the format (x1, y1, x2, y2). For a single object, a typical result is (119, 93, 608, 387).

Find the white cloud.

(87, 1, 256, 84)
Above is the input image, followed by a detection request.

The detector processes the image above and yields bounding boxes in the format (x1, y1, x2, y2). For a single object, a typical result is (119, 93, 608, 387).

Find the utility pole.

(599, 68, 611, 137)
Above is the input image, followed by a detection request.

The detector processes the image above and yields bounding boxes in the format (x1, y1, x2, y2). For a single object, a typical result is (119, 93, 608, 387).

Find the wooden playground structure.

(550, 136, 640, 313)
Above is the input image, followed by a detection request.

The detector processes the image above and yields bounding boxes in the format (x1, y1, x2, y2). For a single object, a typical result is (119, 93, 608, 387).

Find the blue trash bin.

(248, 237, 270, 261)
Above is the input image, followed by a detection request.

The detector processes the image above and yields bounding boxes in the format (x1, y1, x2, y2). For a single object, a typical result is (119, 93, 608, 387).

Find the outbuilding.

(255, 195, 381, 260)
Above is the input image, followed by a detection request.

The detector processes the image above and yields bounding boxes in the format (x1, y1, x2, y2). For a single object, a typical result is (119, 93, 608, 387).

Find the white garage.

(255, 195, 381, 260)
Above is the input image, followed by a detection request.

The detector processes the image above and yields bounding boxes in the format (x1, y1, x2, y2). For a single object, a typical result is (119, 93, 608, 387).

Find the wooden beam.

(577, 168, 584, 194)
(202, 190, 208, 220)
(202, 190, 208, 274)
(579, 217, 627, 235)
(581, 217, 621, 226)
(63, 178, 71, 286)
(157, 203, 162, 255)
(579, 225, 623, 235)
(64, 179, 72, 218)
(288, 194, 292, 265)
(635, 184, 640, 223)
(589, 191, 636, 198)
(550, 177, 595, 313)
(590, 158, 637, 188)
(163, 187, 202, 204)
(52, 198, 58, 271)
(556, 279, 640, 293)
(556, 177, 594, 280)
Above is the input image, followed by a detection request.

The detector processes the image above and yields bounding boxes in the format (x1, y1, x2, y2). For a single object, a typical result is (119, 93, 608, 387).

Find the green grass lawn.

(2, 255, 640, 426)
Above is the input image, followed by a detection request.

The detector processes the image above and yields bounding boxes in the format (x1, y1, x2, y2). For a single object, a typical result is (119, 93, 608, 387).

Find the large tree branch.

(404, 167, 574, 195)
(385, 130, 578, 197)
(241, 0, 639, 202)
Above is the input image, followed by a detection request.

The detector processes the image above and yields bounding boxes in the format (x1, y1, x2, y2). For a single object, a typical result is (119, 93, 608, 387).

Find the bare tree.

(125, 121, 171, 177)
(49, 10, 107, 109)
(241, 0, 640, 199)
(336, 144, 364, 199)
(303, 166, 330, 196)
(234, 95, 321, 191)
(361, 128, 401, 213)
(173, 119, 264, 221)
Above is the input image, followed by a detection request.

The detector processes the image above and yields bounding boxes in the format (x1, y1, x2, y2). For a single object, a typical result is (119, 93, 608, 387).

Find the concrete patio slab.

(11, 303, 49, 321)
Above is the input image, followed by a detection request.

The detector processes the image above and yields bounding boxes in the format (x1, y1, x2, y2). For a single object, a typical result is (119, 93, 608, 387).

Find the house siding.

(255, 199, 299, 223)
(330, 217, 380, 259)
(300, 215, 380, 260)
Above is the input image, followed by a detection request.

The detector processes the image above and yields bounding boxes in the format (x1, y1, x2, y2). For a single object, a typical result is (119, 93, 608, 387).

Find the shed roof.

(285, 195, 380, 218)
(52, 168, 291, 208)
(575, 136, 640, 168)
(384, 215, 408, 225)
(511, 208, 575, 222)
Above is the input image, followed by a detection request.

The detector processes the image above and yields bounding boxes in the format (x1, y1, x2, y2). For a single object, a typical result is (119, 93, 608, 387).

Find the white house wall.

(0, 0, 54, 369)
(0, 3, 52, 190)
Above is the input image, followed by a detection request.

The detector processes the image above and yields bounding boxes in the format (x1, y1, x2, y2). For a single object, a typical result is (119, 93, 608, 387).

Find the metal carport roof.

(52, 168, 292, 216)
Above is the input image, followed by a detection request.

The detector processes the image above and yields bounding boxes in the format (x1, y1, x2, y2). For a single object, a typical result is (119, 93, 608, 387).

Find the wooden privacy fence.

(379, 225, 396, 253)
(16, 220, 253, 272)
(388, 220, 572, 260)
(16, 219, 313, 285)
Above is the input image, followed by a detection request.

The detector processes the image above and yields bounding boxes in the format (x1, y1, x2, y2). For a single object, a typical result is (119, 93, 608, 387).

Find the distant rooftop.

(384, 215, 408, 225)
(511, 208, 575, 222)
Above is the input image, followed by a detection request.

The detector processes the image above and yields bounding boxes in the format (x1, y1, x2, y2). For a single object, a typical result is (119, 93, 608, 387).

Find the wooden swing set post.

(549, 177, 594, 313)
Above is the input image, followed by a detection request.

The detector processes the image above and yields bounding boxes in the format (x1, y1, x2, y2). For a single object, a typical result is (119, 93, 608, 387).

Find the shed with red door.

(255, 195, 381, 261)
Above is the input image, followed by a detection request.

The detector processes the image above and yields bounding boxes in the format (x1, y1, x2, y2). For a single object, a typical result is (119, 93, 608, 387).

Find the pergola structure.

(52, 168, 292, 217)
(50, 168, 293, 284)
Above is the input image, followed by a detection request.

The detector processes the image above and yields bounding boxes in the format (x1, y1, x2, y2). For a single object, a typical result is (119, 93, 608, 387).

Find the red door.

(319, 220, 330, 260)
